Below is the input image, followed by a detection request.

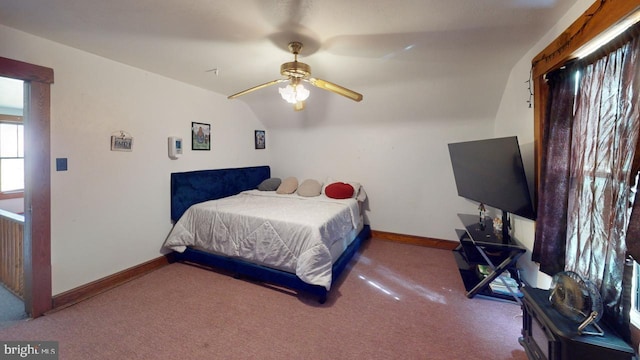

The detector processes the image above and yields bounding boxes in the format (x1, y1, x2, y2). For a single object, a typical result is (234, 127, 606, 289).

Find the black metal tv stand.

(453, 213, 526, 303)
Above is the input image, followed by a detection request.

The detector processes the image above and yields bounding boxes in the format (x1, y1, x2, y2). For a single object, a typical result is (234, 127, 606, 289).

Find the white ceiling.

(0, 0, 577, 124)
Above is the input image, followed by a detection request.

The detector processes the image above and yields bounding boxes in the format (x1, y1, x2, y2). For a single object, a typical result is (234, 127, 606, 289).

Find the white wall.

(0, 24, 267, 295)
(0, 198, 24, 214)
(269, 81, 499, 241)
(493, 0, 593, 288)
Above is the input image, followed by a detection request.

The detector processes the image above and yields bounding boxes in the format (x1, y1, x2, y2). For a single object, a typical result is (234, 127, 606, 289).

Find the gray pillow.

(297, 179, 322, 197)
(276, 177, 298, 194)
(258, 178, 281, 191)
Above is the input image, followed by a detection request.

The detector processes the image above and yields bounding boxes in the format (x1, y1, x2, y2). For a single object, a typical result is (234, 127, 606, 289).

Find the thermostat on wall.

(168, 136, 183, 159)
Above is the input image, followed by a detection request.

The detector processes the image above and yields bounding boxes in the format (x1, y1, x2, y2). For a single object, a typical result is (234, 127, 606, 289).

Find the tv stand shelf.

(453, 214, 526, 303)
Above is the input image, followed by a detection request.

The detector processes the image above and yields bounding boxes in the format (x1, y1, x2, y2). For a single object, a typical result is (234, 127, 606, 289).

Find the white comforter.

(163, 190, 361, 290)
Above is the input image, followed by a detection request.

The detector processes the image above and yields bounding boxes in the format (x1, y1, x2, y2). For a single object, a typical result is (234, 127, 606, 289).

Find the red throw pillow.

(325, 182, 354, 199)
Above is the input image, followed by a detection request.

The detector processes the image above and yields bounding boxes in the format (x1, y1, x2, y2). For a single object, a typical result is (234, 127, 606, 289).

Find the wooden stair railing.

(0, 209, 24, 299)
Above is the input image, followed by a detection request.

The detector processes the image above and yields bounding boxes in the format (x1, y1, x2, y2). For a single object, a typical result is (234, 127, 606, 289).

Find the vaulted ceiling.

(0, 0, 578, 125)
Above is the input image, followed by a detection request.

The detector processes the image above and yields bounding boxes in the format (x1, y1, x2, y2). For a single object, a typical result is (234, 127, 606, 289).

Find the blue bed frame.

(170, 165, 371, 303)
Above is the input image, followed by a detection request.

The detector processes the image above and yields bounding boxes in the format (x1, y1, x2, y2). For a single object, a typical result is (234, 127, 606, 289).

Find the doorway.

(0, 75, 27, 327)
(0, 56, 53, 318)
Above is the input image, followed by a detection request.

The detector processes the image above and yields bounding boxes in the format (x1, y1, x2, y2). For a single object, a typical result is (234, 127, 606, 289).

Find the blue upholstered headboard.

(170, 165, 271, 222)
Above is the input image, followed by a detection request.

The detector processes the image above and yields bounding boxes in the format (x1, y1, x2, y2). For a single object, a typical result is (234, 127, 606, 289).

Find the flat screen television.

(448, 136, 536, 222)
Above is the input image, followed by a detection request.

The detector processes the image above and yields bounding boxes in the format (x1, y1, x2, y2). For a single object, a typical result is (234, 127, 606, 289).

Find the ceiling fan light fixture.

(279, 83, 310, 104)
(293, 101, 305, 111)
(227, 41, 363, 110)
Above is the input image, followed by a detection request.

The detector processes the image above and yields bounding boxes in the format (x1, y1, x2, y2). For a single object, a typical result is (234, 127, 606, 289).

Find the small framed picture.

(255, 130, 265, 149)
(110, 134, 133, 152)
(192, 122, 211, 150)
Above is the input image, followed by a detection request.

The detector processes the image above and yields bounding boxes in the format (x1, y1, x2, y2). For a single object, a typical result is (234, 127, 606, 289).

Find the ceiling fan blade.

(227, 79, 288, 99)
(308, 78, 363, 102)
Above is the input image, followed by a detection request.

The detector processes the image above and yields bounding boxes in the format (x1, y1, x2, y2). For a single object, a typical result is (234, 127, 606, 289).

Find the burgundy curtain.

(565, 37, 640, 335)
(628, 188, 640, 260)
(532, 67, 576, 275)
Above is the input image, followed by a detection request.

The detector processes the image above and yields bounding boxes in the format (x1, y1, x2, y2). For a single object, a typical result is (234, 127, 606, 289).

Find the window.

(531, 1, 640, 336)
(630, 172, 640, 326)
(0, 122, 24, 193)
(0, 75, 25, 194)
(633, 262, 640, 326)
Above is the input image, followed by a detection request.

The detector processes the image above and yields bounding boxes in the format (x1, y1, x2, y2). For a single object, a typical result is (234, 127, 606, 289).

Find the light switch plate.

(56, 158, 68, 171)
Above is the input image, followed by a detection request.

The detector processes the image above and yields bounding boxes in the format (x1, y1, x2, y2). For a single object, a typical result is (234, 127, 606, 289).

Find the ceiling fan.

(227, 41, 363, 111)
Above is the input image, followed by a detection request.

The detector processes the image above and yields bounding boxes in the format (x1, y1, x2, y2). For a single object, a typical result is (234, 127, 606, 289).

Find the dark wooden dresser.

(520, 287, 636, 360)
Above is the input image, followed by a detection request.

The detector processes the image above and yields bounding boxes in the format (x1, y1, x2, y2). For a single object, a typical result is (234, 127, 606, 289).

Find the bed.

(164, 165, 371, 303)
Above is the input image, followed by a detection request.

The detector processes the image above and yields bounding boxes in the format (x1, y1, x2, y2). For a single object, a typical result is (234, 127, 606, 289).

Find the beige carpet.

(0, 239, 527, 359)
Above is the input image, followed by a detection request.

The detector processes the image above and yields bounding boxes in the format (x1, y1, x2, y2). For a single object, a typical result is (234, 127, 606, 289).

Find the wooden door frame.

(531, 0, 640, 193)
(0, 56, 53, 317)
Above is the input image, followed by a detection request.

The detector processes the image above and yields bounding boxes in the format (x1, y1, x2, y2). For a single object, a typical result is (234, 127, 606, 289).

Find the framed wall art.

(192, 122, 211, 150)
(110, 130, 133, 152)
(255, 130, 265, 149)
